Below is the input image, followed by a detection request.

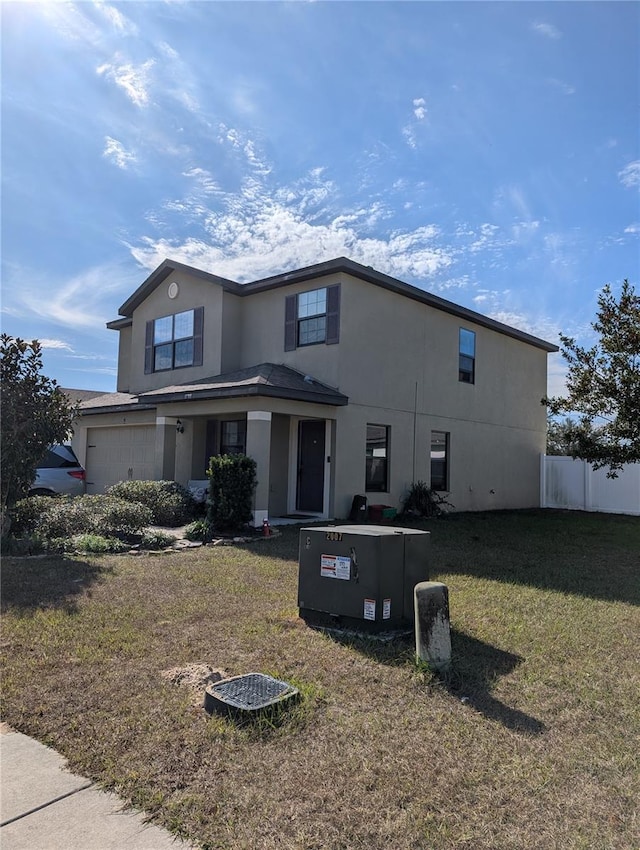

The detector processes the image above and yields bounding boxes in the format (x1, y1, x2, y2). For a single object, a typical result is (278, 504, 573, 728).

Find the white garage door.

(85, 425, 156, 494)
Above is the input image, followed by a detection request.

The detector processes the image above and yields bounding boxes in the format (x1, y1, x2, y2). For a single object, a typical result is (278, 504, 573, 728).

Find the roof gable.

(118, 259, 241, 317)
(111, 256, 558, 352)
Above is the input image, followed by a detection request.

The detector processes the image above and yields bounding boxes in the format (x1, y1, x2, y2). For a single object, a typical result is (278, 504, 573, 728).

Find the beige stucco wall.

(127, 269, 226, 394)
(106, 267, 550, 515)
(115, 324, 132, 393)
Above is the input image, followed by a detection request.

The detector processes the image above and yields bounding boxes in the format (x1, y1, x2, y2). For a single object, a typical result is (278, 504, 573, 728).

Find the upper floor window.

(285, 284, 340, 351)
(366, 424, 389, 492)
(459, 328, 476, 384)
(144, 307, 204, 374)
(298, 288, 327, 346)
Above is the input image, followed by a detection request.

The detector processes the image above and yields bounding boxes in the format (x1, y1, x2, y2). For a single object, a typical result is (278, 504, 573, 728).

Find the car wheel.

(28, 489, 55, 497)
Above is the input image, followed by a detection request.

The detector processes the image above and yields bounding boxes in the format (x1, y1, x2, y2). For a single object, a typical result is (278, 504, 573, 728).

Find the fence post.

(584, 459, 592, 512)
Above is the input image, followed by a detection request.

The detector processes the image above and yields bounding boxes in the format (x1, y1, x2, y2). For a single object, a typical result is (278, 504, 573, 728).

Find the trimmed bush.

(37, 495, 153, 539)
(10, 495, 61, 536)
(207, 454, 257, 532)
(106, 480, 197, 526)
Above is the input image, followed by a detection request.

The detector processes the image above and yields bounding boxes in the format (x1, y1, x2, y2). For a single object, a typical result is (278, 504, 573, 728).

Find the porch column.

(246, 411, 272, 527)
(154, 417, 177, 480)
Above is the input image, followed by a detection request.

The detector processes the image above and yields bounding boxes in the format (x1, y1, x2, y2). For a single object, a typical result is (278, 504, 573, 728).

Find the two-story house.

(74, 256, 558, 524)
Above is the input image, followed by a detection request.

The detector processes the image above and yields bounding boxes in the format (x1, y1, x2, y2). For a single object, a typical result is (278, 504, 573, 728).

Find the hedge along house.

(73, 257, 558, 525)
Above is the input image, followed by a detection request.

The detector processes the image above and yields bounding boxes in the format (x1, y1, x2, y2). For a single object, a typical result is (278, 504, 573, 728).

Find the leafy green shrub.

(138, 529, 175, 550)
(400, 480, 454, 518)
(38, 495, 152, 539)
(70, 534, 129, 554)
(106, 480, 197, 526)
(1, 532, 47, 556)
(207, 455, 257, 532)
(10, 495, 61, 536)
(183, 519, 213, 541)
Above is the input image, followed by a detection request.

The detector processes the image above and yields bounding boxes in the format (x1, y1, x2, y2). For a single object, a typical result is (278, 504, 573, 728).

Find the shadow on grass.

(329, 627, 547, 736)
(0, 555, 110, 614)
(431, 510, 640, 605)
(244, 512, 640, 604)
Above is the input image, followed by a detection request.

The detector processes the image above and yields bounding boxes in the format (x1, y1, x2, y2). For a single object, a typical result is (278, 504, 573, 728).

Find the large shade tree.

(1, 335, 79, 516)
(543, 280, 640, 477)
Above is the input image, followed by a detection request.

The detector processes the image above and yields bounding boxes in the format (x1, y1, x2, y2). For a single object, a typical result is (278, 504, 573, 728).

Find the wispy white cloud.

(130, 171, 453, 284)
(512, 220, 540, 242)
(40, 339, 75, 352)
(94, 2, 138, 35)
(10, 263, 139, 330)
(547, 353, 568, 398)
(103, 136, 137, 169)
(413, 97, 427, 121)
(402, 126, 417, 150)
(402, 96, 428, 149)
(38, 2, 102, 44)
(182, 167, 220, 195)
(624, 223, 640, 234)
(532, 21, 562, 39)
(618, 160, 640, 189)
(546, 78, 575, 96)
(97, 58, 155, 107)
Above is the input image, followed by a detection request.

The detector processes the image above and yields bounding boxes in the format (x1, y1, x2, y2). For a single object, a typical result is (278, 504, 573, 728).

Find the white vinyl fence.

(541, 455, 640, 516)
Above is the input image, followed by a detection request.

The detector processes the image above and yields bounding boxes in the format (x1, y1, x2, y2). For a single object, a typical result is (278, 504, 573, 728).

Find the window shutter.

(284, 294, 297, 351)
(193, 306, 204, 366)
(144, 320, 154, 374)
(326, 284, 340, 344)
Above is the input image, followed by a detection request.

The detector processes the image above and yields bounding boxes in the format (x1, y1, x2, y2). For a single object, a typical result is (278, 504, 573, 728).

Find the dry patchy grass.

(1, 510, 639, 849)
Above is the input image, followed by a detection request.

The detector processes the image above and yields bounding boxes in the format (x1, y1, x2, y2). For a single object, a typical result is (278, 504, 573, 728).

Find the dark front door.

(297, 419, 325, 512)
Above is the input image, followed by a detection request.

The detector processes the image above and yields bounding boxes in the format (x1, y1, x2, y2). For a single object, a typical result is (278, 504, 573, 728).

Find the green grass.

(1, 510, 638, 850)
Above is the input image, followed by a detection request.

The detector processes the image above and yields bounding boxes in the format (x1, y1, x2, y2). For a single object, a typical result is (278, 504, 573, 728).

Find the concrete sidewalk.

(0, 726, 197, 850)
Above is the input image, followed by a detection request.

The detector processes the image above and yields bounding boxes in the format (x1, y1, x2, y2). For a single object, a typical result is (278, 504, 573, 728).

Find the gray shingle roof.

(78, 364, 348, 414)
(137, 363, 348, 406)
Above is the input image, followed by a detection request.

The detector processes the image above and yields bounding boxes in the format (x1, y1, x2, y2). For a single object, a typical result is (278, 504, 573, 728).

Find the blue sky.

(1, 1, 638, 394)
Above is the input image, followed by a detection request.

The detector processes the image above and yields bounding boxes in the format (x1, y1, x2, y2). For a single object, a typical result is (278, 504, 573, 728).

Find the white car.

(30, 445, 86, 497)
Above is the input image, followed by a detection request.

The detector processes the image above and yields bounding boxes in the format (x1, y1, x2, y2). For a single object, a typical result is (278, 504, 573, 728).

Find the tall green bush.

(207, 455, 257, 532)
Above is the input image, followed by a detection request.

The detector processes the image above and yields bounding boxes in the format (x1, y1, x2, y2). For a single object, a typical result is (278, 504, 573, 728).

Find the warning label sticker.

(364, 598, 376, 620)
(383, 598, 391, 619)
(321, 554, 351, 580)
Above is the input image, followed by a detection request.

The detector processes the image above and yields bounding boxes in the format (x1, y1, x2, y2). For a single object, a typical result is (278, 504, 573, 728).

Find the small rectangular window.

(220, 419, 247, 455)
(366, 424, 389, 492)
(459, 328, 476, 384)
(430, 431, 449, 491)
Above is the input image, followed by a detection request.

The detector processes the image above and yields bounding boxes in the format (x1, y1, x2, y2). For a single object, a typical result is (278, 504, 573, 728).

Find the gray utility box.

(298, 525, 430, 632)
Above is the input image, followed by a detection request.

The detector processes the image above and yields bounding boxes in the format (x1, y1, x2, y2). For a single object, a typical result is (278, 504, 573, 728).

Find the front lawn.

(1, 510, 638, 849)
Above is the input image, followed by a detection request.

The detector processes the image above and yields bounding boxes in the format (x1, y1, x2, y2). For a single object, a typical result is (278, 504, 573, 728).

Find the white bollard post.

(414, 581, 452, 673)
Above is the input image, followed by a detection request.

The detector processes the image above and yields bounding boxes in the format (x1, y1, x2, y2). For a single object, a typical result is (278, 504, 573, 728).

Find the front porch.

(75, 363, 348, 525)
(165, 409, 336, 526)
